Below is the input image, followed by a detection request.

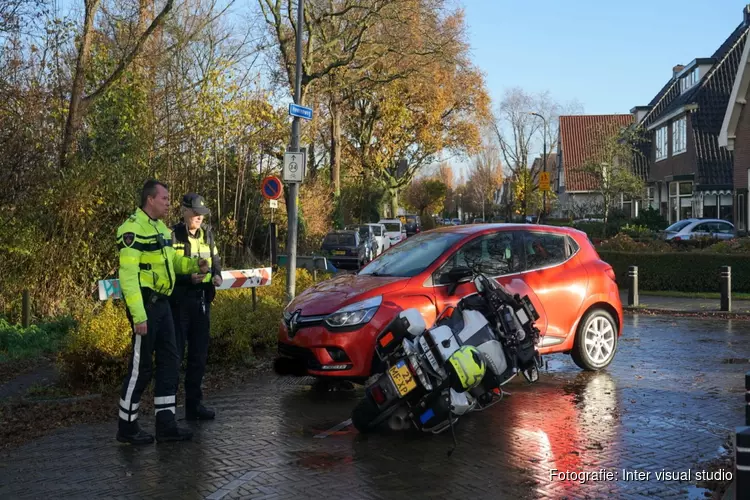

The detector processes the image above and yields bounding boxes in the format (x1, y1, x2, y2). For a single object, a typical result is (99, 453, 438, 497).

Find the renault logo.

(288, 311, 301, 338)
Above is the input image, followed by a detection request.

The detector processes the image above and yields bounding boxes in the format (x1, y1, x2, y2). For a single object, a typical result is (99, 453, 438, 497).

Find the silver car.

(662, 218, 735, 241)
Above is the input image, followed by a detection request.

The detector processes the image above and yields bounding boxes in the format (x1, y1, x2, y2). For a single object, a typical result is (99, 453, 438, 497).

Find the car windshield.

(324, 233, 355, 246)
(383, 223, 401, 232)
(359, 232, 464, 277)
(665, 220, 692, 232)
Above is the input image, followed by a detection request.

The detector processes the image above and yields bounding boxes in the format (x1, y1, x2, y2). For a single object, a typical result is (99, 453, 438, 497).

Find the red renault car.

(276, 224, 623, 382)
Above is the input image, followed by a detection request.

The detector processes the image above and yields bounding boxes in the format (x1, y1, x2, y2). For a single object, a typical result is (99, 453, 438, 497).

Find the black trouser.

(171, 288, 211, 408)
(119, 291, 180, 430)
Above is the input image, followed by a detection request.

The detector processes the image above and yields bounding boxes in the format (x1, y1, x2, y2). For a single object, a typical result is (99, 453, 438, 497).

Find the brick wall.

(735, 89, 750, 192)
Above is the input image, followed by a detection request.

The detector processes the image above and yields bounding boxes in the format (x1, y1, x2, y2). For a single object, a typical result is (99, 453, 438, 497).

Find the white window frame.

(680, 68, 700, 93)
(668, 181, 693, 223)
(655, 126, 668, 161)
(672, 117, 686, 155)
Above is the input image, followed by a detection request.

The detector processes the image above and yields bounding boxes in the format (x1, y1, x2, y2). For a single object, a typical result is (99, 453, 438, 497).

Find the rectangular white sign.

(283, 151, 305, 183)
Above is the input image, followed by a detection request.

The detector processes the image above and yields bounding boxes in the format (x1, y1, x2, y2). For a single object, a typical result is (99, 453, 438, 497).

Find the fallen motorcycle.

(351, 266, 543, 446)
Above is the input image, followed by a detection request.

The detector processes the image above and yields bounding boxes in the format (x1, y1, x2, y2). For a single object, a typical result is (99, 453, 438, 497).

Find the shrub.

(0, 316, 76, 362)
(597, 233, 671, 253)
(702, 237, 750, 254)
(56, 268, 330, 387)
(59, 300, 132, 389)
(632, 207, 668, 231)
(598, 250, 750, 292)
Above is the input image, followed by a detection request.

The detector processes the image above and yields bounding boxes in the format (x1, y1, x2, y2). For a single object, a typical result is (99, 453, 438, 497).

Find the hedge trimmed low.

(598, 251, 750, 293)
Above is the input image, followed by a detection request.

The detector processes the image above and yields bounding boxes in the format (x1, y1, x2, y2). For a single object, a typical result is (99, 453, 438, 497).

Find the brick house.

(632, 6, 750, 225)
(720, 6, 750, 235)
(555, 114, 640, 218)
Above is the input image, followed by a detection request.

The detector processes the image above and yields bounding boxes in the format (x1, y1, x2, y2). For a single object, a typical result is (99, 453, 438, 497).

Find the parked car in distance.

(320, 230, 367, 270)
(366, 223, 390, 256)
(450, 218, 461, 225)
(378, 219, 406, 247)
(661, 218, 735, 241)
(402, 214, 422, 237)
(278, 224, 623, 383)
(345, 224, 379, 262)
(472, 218, 485, 224)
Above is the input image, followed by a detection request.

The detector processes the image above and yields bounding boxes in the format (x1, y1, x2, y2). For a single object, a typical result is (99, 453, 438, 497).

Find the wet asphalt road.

(0, 314, 748, 499)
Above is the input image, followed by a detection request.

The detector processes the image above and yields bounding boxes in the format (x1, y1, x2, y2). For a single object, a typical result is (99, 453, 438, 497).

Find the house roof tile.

(558, 114, 634, 192)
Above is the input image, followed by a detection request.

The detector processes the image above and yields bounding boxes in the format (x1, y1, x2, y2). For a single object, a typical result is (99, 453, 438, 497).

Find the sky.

(462, 0, 749, 115)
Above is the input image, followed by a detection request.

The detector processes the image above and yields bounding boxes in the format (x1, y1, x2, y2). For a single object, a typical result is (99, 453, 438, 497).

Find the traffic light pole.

(286, 0, 304, 303)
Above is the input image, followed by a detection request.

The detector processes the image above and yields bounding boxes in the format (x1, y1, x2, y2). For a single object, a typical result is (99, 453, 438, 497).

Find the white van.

(378, 219, 406, 247)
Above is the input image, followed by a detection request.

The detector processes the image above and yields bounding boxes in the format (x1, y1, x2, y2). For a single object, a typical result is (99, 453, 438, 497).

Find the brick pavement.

(0, 314, 747, 499)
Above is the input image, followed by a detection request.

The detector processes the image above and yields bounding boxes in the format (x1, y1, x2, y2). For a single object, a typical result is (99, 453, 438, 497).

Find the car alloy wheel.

(571, 309, 618, 371)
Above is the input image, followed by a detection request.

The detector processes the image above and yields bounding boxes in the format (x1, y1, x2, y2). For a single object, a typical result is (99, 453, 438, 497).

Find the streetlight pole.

(529, 112, 548, 222)
(286, 0, 303, 302)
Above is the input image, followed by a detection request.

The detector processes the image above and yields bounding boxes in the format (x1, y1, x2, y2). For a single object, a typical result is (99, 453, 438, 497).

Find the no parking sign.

(261, 176, 283, 200)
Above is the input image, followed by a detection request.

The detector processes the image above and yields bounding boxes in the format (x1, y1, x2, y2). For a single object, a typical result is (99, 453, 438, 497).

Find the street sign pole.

(286, 0, 304, 303)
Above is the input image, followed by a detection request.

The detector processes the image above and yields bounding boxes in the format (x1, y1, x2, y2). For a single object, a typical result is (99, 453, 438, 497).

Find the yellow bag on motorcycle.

(446, 345, 486, 392)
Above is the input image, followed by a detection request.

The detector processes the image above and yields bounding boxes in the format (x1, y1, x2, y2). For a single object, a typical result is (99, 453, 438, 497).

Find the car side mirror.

(444, 266, 473, 296)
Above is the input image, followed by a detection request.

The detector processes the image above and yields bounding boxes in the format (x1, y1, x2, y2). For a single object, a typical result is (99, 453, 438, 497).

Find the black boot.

(116, 420, 154, 445)
(186, 402, 215, 421)
(155, 414, 193, 443)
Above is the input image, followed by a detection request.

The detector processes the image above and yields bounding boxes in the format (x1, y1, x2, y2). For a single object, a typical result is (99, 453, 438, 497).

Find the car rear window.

(324, 233, 355, 246)
(665, 220, 691, 232)
(359, 232, 464, 277)
(383, 223, 401, 232)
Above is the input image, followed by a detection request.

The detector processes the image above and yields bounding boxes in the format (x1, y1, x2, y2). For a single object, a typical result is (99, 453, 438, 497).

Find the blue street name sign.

(289, 103, 313, 120)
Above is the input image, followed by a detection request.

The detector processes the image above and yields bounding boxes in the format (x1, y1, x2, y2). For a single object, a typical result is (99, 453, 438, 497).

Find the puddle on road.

(684, 485, 712, 499)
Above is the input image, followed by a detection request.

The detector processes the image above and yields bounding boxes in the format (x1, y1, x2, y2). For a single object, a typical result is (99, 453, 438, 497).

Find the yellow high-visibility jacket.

(116, 208, 200, 324)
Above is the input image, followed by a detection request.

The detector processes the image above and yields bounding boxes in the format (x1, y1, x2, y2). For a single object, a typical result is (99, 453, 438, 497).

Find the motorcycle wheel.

(352, 397, 380, 433)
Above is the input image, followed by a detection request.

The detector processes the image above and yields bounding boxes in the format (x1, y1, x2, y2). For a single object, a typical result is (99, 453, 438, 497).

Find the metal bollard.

(628, 266, 638, 307)
(736, 426, 750, 499)
(721, 265, 732, 312)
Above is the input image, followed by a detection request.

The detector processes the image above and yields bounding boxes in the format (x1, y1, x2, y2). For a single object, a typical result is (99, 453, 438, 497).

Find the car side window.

(523, 231, 568, 271)
(691, 223, 709, 233)
(436, 231, 518, 284)
(717, 222, 733, 234)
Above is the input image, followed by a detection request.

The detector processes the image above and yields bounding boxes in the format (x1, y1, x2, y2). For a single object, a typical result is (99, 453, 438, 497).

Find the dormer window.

(680, 68, 700, 93)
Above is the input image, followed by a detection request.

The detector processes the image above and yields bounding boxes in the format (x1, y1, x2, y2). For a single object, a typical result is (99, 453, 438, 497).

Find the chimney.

(745, 4, 750, 25)
(673, 64, 685, 78)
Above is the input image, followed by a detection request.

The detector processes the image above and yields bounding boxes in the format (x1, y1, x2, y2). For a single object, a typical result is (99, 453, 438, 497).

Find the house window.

(669, 181, 693, 223)
(680, 68, 700, 93)
(672, 117, 686, 154)
(646, 186, 656, 209)
(655, 126, 668, 161)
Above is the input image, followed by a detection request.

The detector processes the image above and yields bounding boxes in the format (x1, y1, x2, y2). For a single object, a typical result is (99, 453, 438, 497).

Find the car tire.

(571, 308, 618, 371)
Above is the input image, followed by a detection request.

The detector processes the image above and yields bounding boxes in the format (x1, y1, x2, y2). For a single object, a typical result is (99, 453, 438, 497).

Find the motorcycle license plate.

(389, 360, 417, 397)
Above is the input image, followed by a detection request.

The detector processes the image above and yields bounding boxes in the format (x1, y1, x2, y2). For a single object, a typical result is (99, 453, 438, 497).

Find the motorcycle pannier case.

(376, 309, 426, 360)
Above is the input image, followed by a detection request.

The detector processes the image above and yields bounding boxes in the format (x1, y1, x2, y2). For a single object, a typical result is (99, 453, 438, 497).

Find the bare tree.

(60, 0, 176, 170)
(467, 140, 502, 221)
(492, 87, 582, 217)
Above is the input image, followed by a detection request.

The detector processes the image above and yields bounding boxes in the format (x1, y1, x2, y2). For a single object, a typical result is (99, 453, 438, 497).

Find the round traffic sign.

(261, 176, 283, 200)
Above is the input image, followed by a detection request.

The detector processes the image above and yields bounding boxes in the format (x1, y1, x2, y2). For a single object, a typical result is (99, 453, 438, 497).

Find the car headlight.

(283, 310, 293, 322)
(325, 296, 382, 328)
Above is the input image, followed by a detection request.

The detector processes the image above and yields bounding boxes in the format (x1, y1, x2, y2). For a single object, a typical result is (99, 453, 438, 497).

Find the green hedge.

(598, 251, 750, 293)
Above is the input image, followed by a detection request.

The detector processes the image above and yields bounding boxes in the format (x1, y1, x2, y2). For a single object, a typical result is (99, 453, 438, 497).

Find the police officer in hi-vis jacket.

(170, 193, 223, 421)
(115, 180, 208, 445)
